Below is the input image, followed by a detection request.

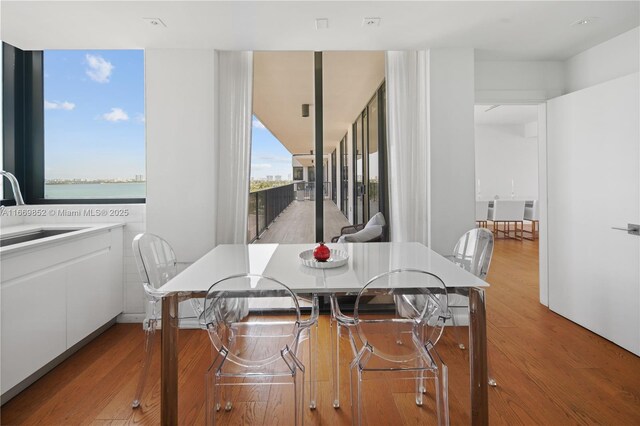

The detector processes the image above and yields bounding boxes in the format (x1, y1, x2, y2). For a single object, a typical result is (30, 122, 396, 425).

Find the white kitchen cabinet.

(1, 267, 67, 394)
(1, 225, 124, 397)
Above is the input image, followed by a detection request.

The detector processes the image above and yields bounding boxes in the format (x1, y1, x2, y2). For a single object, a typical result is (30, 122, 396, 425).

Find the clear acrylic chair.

(335, 269, 450, 426)
(131, 233, 203, 408)
(448, 227, 494, 282)
(203, 274, 318, 425)
(446, 228, 497, 386)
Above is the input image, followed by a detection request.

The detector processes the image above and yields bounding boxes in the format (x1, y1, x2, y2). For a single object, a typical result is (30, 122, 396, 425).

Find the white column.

(426, 48, 476, 255)
(145, 49, 217, 262)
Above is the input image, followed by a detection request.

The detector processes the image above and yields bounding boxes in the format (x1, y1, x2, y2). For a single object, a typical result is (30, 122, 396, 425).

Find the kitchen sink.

(0, 229, 85, 247)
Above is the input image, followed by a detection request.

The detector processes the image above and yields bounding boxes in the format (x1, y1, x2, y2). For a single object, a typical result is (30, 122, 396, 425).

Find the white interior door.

(547, 73, 640, 356)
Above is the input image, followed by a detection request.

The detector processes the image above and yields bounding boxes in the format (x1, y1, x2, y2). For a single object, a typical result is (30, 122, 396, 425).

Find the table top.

(158, 242, 489, 295)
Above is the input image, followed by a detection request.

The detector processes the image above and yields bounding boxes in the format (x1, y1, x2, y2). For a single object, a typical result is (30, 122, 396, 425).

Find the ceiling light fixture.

(315, 18, 329, 30)
(143, 17, 167, 27)
(572, 17, 598, 26)
(363, 17, 381, 27)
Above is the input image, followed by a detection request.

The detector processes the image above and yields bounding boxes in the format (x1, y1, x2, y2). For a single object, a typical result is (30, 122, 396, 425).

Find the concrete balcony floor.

(254, 199, 350, 243)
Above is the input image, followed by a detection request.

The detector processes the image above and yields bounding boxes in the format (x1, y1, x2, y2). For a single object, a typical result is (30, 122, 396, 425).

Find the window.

(292, 167, 303, 181)
(44, 50, 145, 199)
(1, 44, 145, 205)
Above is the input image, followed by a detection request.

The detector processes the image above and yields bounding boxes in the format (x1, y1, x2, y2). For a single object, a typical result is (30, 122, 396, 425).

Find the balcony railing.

(294, 181, 332, 201)
(247, 183, 295, 242)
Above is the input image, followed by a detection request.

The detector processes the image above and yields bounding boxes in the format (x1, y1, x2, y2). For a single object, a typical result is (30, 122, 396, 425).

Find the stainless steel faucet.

(0, 171, 26, 205)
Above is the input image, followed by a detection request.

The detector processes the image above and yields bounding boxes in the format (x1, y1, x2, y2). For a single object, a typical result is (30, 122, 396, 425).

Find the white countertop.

(0, 223, 125, 256)
(159, 242, 489, 295)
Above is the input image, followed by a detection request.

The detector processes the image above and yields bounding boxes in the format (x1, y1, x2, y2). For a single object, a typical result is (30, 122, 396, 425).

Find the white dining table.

(157, 242, 490, 425)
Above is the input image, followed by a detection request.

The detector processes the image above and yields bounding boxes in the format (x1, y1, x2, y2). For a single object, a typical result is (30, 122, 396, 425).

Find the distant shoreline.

(45, 181, 146, 185)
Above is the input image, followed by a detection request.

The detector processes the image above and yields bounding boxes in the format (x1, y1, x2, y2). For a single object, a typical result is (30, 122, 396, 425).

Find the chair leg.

(415, 358, 425, 406)
(222, 377, 232, 411)
(132, 320, 156, 408)
(450, 309, 465, 350)
(330, 316, 340, 408)
(350, 365, 363, 426)
(293, 366, 305, 426)
(205, 369, 216, 425)
(308, 321, 318, 409)
(438, 362, 450, 426)
(395, 304, 403, 345)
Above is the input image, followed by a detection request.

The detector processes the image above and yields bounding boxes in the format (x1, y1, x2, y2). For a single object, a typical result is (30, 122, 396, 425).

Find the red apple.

(313, 242, 331, 262)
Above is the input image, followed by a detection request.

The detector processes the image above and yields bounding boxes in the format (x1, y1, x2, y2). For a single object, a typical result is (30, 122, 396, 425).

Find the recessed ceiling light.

(572, 17, 599, 26)
(363, 17, 381, 27)
(143, 17, 167, 27)
(315, 18, 329, 30)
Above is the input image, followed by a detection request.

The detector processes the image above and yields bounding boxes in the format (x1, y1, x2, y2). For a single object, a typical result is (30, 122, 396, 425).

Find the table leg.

(469, 287, 489, 426)
(161, 293, 179, 426)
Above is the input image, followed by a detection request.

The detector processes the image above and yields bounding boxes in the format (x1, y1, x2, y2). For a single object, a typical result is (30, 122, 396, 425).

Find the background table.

(158, 242, 490, 425)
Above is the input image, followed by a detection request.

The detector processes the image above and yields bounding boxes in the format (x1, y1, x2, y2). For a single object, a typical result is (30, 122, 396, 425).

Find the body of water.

(45, 183, 146, 199)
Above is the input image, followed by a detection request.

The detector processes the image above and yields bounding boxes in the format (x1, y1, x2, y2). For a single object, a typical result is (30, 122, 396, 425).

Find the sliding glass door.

(351, 84, 387, 225)
(331, 149, 337, 204)
(367, 93, 380, 219)
(353, 115, 365, 224)
(340, 135, 349, 217)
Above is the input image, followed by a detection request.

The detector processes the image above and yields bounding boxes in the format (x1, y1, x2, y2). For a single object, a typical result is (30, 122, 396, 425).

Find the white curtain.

(214, 51, 253, 244)
(385, 51, 429, 244)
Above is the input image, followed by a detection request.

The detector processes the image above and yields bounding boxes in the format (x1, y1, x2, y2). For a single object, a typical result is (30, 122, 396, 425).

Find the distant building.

(275, 175, 282, 181)
(266, 175, 274, 181)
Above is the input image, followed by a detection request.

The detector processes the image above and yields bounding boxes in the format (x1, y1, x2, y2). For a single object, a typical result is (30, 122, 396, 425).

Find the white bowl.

(299, 249, 349, 269)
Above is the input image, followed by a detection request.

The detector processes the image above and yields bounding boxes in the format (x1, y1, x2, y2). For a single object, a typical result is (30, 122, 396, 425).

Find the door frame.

(474, 100, 549, 306)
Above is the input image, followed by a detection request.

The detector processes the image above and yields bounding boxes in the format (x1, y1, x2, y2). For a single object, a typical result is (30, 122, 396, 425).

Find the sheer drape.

(385, 51, 429, 244)
(214, 51, 253, 244)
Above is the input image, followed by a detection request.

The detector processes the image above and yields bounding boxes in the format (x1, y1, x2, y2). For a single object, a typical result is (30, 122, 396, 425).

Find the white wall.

(475, 124, 538, 200)
(145, 49, 217, 263)
(565, 27, 640, 93)
(475, 60, 565, 103)
(428, 48, 476, 255)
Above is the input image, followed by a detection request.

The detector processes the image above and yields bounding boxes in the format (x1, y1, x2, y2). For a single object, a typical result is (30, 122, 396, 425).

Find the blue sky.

(44, 49, 291, 181)
(44, 50, 145, 180)
(251, 117, 293, 180)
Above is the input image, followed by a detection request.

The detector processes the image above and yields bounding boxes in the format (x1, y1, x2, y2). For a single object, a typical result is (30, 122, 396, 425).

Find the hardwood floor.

(254, 199, 351, 244)
(2, 239, 640, 425)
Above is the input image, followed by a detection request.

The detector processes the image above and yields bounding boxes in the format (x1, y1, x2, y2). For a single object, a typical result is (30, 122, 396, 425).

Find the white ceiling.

(2, 1, 638, 61)
(253, 51, 385, 155)
(474, 105, 538, 125)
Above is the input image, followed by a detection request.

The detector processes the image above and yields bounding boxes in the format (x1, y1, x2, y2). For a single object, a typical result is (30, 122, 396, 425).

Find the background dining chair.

(202, 274, 318, 425)
(335, 269, 450, 426)
(523, 200, 539, 240)
(488, 200, 526, 240)
(131, 233, 203, 408)
(476, 201, 490, 228)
